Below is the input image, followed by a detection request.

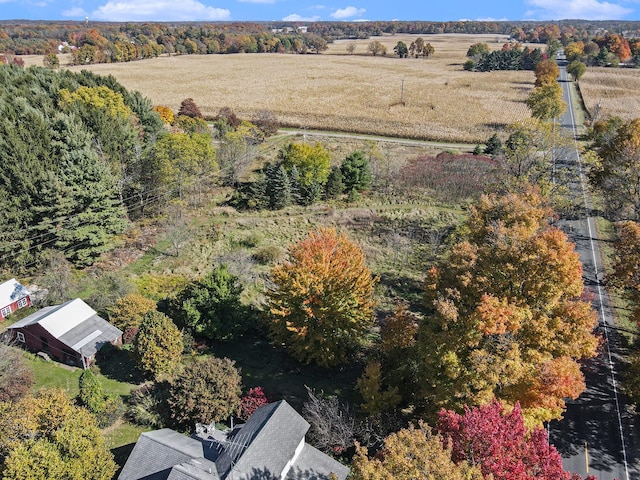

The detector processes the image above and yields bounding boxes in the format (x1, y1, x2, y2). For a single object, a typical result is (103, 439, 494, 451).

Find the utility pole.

(400, 79, 405, 105)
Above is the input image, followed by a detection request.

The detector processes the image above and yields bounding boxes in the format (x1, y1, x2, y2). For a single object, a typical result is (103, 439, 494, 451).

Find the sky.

(1, 0, 639, 23)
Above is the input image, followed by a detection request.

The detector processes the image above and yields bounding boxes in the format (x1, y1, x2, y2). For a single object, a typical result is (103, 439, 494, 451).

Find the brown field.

(578, 67, 640, 122)
(32, 34, 535, 144)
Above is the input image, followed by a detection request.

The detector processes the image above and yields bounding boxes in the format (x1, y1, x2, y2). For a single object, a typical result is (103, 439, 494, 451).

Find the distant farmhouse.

(119, 399, 349, 480)
(0, 278, 31, 320)
(7, 298, 122, 368)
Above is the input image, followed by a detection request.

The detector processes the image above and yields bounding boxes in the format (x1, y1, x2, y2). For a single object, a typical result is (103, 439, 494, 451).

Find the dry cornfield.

(578, 67, 640, 122)
(65, 33, 535, 143)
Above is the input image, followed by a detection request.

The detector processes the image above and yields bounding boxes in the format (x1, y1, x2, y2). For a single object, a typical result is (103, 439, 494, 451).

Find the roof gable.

(217, 401, 310, 479)
(0, 278, 29, 307)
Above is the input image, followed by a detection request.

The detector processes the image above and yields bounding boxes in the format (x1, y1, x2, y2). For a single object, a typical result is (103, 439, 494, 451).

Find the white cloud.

(282, 13, 320, 21)
(525, 0, 633, 19)
(91, 0, 231, 21)
(62, 6, 88, 16)
(238, 0, 275, 3)
(473, 16, 509, 21)
(330, 6, 365, 19)
(309, 4, 325, 9)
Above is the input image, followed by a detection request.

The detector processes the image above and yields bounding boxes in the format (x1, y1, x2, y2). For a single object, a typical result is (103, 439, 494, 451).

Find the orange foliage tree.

(534, 59, 559, 86)
(418, 190, 598, 424)
(268, 228, 377, 367)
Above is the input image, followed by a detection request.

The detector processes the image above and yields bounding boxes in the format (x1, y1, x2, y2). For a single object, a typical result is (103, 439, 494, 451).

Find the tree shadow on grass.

(208, 331, 362, 410)
(95, 344, 146, 385)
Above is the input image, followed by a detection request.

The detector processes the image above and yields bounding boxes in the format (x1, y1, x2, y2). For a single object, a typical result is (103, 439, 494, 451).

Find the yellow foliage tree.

(0, 389, 116, 480)
(356, 361, 401, 415)
(153, 105, 175, 124)
(351, 422, 483, 480)
(268, 228, 377, 367)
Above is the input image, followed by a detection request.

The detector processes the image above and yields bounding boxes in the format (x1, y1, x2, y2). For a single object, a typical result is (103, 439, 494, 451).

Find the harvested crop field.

(578, 67, 640, 122)
(68, 34, 534, 143)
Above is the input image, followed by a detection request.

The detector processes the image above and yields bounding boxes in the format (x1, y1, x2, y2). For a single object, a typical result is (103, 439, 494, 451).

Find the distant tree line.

(0, 22, 328, 60)
(2, 19, 640, 63)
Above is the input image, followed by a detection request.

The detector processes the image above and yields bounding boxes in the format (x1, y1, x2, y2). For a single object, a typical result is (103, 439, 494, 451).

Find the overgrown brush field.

(579, 66, 640, 121)
(67, 34, 533, 143)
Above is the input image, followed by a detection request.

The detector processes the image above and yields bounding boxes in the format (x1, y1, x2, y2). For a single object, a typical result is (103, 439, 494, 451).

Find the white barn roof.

(0, 278, 29, 307)
(7, 298, 122, 358)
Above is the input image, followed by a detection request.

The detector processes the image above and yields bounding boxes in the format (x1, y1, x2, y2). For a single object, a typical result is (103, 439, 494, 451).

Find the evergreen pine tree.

(325, 166, 345, 198)
(341, 151, 372, 192)
(267, 163, 292, 210)
(483, 133, 504, 156)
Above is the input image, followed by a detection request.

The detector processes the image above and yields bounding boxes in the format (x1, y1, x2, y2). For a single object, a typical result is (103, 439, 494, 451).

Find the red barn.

(0, 278, 31, 320)
(7, 298, 122, 369)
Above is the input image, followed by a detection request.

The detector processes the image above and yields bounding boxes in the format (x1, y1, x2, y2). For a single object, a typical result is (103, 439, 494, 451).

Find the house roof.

(7, 298, 122, 357)
(119, 401, 349, 480)
(119, 429, 218, 480)
(286, 444, 349, 480)
(218, 400, 309, 479)
(0, 278, 29, 308)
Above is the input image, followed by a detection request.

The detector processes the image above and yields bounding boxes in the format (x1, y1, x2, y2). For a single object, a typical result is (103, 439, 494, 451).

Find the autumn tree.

(610, 221, 640, 326)
(466, 42, 489, 58)
(152, 132, 217, 201)
(418, 190, 598, 424)
(178, 97, 203, 118)
(107, 293, 157, 337)
(589, 118, 640, 220)
(0, 388, 116, 480)
(168, 356, 241, 429)
(367, 40, 386, 56)
(564, 41, 585, 62)
(153, 105, 175, 124)
(277, 142, 331, 204)
(252, 109, 279, 137)
(526, 82, 566, 121)
(567, 60, 587, 81)
(499, 118, 570, 194)
(43, 52, 59, 69)
(351, 422, 483, 480)
(268, 228, 377, 367)
(171, 264, 251, 341)
(437, 401, 569, 480)
(356, 361, 401, 416)
(239, 386, 269, 420)
(133, 311, 184, 379)
(534, 59, 560, 86)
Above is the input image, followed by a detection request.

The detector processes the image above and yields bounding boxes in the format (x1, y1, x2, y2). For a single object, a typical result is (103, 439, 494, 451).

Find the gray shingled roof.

(286, 444, 349, 480)
(225, 400, 309, 479)
(57, 313, 122, 357)
(119, 402, 349, 480)
(119, 429, 213, 480)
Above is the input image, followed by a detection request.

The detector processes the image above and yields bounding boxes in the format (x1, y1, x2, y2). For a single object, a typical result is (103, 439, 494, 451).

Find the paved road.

(548, 59, 640, 480)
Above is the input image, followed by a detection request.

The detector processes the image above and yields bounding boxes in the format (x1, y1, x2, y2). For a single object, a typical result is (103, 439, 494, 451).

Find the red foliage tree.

(178, 98, 203, 119)
(239, 386, 269, 420)
(437, 400, 569, 480)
